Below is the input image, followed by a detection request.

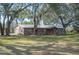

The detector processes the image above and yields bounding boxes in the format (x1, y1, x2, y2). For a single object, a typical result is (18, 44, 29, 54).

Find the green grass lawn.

(0, 34, 79, 44)
(0, 34, 79, 55)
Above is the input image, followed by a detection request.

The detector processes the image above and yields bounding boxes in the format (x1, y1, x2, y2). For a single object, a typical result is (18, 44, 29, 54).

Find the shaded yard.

(0, 34, 79, 55)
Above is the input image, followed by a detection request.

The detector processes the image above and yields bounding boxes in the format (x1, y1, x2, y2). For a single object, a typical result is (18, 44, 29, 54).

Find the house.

(15, 24, 65, 35)
(15, 19, 65, 35)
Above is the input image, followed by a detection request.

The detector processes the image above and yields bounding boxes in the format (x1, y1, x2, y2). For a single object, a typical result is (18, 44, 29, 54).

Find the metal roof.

(18, 24, 63, 28)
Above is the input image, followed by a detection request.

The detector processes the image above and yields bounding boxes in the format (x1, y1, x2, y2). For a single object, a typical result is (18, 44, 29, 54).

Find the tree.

(31, 3, 50, 34)
(22, 21, 33, 24)
(48, 3, 74, 34)
(0, 3, 32, 35)
(69, 4, 79, 32)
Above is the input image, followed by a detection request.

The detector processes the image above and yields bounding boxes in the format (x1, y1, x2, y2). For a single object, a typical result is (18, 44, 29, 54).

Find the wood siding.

(24, 27, 64, 35)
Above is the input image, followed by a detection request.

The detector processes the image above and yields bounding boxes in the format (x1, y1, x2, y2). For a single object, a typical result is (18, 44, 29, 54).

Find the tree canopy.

(0, 3, 79, 35)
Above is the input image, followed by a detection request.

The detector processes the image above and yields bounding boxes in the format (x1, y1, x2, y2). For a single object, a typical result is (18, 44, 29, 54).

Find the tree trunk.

(5, 16, 14, 36)
(1, 28, 5, 35)
(6, 22, 10, 36)
(33, 16, 37, 35)
(6, 27, 10, 36)
(59, 16, 66, 34)
(5, 16, 10, 36)
(0, 21, 5, 35)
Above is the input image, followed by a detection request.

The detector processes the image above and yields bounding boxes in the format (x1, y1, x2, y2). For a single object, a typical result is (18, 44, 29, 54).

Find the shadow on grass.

(0, 43, 79, 55)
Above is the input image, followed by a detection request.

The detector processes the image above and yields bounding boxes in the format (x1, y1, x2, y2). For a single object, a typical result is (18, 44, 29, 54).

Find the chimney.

(39, 19, 44, 26)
